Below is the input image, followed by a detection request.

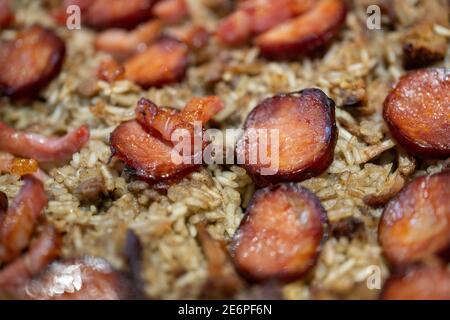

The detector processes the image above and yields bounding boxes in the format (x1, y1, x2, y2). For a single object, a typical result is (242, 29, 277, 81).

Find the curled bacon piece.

(152, 0, 189, 23)
(0, 157, 38, 176)
(379, 171, 450, 266)
(216, 0, 315, 45)
(124, 37, 189, 88)
(62, 0, 155, 30)
(0, 176, 48, 263)
(255, 0, 347, 60)
(381, 265, 450, 300)
(95, 20, 162, 61)
(136, 96, 223, 142)
(111, 96, 223, 183)
(0, 0, 14, 28)
(0, 225, 61, 297)
(23, 256, 135, 300)
(0, 122, 90, 165)
(383, 68, 450, 159)
(231, 183, 327, 282)
(0, 26, 65, 98)
(110, 120, 199, 182)
(236, 88, 337, 186)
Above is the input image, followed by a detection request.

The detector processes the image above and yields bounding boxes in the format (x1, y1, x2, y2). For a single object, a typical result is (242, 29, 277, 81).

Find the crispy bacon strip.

(0, 122, 89, 164)
(0, 176, 48, 263)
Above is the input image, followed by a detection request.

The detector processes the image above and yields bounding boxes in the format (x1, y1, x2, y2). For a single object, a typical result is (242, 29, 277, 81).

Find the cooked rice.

(0, 0, 449, 299)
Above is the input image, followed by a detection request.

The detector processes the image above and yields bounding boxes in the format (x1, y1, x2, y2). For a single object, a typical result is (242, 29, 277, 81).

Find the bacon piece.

(231, 183, 327, 282)
(0, 122, 89, 165)
(110, 120, 199, 183)
(0, 226, 61, 297)
(62, 0, 154, 30)
(381, 266, 450, 300)
(136, 96, 223, 142)
(0, 157, 39, 176)
(124, 38, 189, 88)
(152, 0, 189, 23)
(236, 89, 337, 186)
(166, 25, 210, 49)
(0, 26, 65, 98)
(97, 59, 125, 83)
(379, 171, 450, 266)
(23, 256, 135, 300)
(383, 68, 450, 159)
(95, 20, 162, 61)
(255, 0, 347, 60)
(0, 176, 48, 263)
(0, 0, 14, 28)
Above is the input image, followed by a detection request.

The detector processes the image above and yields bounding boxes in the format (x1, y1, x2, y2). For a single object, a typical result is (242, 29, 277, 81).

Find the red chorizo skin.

(0, 26, 65, 98)
(383, 68, 450, 159)
(110, 120, 199, 183)
(381, 265, 450, 300)
(24, 256, 136, 300)
(236, 88, 337, 186)
(63, 0, 155, 30)
(124, 37, 189, 88)
(379, 171, 450, 266)
(255, 0, 347, 60)
(231, 183, 328, 282)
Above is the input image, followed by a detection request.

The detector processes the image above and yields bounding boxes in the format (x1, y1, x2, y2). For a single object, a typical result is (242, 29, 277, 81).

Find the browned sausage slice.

(0, 0, 14, 28)
(255, 0, 347, 60)
(236, 88, 337, 186)
(62, 0, 155, 30)
(381, 265, 450, 300)
(379, 171, 450, 266)
(152, 0, 189, 23)
(0, 26, 65, 98)
(97, 59, 125, 82)
(231, 183, 327, 282)
(383, 68, 450, 158)
(110, 120, 199, 183)
(124, 38, 189, 88)
(24, 256, 135, 300)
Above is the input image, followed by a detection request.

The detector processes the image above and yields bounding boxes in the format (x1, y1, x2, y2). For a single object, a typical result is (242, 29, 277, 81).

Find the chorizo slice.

(255, 0, 347, 60)
(63, 0, 155, 30)
(383, 68, 450, 158)
(231, 183, 327, 282)
(0, 225, 61, 298)
(0, 122, 90, 165)
(110, 120, 199, 183)
(95, 20, 162, 61)
(236, 88, 337, 186)
(0, 0, 14, 28)
(0, 176, 48, 263)
(381, 265, 450, 300)
(379, 171, 450, 266)
(0, 26, 65, 98)
(152, 0, 189, 23)
(24, 256, 135, 300)
(124, 37, 189, 88)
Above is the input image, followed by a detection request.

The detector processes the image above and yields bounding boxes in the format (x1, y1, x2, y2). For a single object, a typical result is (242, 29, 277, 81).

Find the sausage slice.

(152, 0, 189, 23)
(381, 265, 450, 300)
(231, 183, 327, 282)
(255, 0, 347, 60)
(379, 171, 450, 266)
(24, 256, 135, 300)
(110, 120, 199, 183)
(0, 0, 14, 28)
(383, 68, 450, 158)
(124, 38, 189, 88)
(0, 26, 65, 98)
(236, 88, 337, 186)
(62, 0, 154, 30)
